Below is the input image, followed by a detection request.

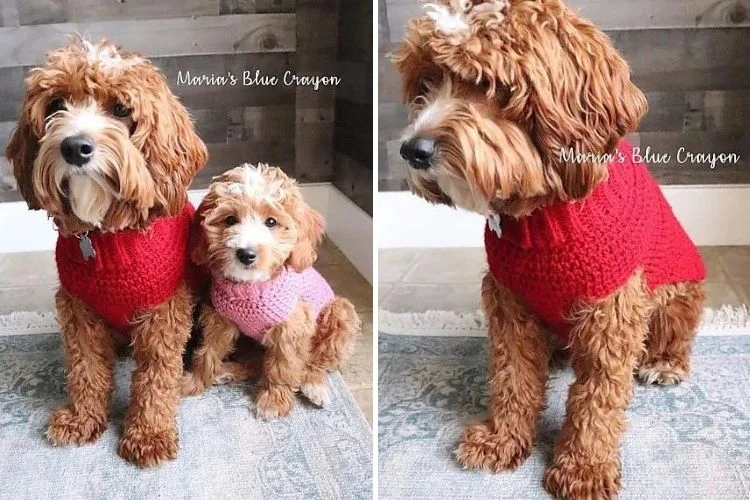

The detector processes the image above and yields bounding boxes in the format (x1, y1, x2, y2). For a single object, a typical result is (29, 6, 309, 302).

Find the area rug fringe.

(379, 305, 750, 336)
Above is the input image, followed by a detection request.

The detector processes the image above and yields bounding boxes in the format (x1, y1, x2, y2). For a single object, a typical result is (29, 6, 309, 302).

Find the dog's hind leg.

(637, 281, 705, 385)
(300, 297, 360, 407)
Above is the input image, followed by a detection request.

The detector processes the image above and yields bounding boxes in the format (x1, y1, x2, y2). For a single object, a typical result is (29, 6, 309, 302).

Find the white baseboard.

(0, 183, 373, 284)
(379, 184, 750, 248)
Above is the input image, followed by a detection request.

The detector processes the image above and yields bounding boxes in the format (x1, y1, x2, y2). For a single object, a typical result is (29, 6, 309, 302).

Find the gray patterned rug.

(0, 333, 372, 499)
(379, 333, 750, 499)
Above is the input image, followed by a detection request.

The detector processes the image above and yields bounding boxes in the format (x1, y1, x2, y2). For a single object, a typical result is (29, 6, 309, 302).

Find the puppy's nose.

(400, 137, 435, 170)
(61, 134, 95, 166)
(235, 248, 257, 266)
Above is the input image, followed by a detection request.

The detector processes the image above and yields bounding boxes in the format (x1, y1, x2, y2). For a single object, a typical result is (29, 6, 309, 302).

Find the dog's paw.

(455, 421, 530, 472)
(179, 373, 207, 397)
(300, 382, 331, 407)
(637, 360, 687, 386)
(46, 407, 107, 446)
(118, 427, 178, 468)
(544, 454, 621, 500)
(216, 362, 254, 385)
(255, 388, 294, 420)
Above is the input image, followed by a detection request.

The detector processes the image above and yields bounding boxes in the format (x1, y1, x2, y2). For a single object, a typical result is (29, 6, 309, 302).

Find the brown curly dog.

(392, 1, 706, 498)
(6, 36, 207, 467)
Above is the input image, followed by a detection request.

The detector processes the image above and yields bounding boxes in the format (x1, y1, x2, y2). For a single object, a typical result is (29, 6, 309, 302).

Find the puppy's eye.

(264, 217, 277, 228)
(113, 102, 131, 118)
(225, 215, 239, 226)
(45, 98, 66, 117)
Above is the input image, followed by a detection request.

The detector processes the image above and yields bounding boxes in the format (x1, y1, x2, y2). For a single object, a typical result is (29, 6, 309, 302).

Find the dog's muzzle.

(400, 137, 435, 170)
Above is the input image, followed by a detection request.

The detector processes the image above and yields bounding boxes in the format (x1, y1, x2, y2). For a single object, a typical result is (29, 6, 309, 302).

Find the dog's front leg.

(544, 272, 649, 500)
(255, 302, 315, 420)
(181, 303, 253, 396)
(47, 288, 116, 445)
(118, 284, 193, 467)
(456, 272, 550, 472)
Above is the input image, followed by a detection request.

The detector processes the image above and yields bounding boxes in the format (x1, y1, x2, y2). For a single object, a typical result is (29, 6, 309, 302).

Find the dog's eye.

(225, 215, 239, 226)
(264, 217, 277, 228)
(113, 102, 131, 118)
(45, 98, 66, 117)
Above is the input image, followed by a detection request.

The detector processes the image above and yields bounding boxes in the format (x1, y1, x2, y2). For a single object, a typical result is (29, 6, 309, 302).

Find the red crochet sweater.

(56, 203, 203, 336)
(485, 141, 705, 340)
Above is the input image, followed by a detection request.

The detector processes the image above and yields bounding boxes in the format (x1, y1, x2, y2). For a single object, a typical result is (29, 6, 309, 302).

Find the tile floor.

(0, 238, 373, 425)
(379, 246, 750, 313)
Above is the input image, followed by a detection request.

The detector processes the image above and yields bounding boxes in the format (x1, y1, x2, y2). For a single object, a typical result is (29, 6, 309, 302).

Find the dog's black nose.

(61, 134, 95, 166)
(400, 137, 435, 169)
(235, 248, 257, 265)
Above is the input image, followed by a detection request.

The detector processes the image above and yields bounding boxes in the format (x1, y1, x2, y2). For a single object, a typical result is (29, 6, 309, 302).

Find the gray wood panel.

(6, 0, 219, 26)
(220, 0, 296, 15)
(294, 0, 339, 183)
(385, 0, 750, 44)
(0, 13, 296, 68)
(333, 152, 373, 216)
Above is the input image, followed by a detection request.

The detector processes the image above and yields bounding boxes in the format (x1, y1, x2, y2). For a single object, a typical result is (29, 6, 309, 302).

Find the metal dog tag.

(488, 213, 502, 238)
(77, 233, 96, 262)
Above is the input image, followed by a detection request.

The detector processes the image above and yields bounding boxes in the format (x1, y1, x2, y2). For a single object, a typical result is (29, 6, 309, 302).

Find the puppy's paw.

(455, 421, 530, 472)
(216, 362, 254, 384)
(179, 373, 207, 397)
(46, 407, 107, 446)
(637, 360, 687, 386)
(544, 454, 621, 500)
(255, 387, 294, 420)
(118, 427, 178, 468)
(300, 382, 331, 407)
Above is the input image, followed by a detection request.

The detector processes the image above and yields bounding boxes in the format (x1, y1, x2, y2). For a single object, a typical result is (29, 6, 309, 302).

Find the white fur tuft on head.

(70, 33, 141, 70)
(225, 163, 285, 203)
(424, 0, 508, 42)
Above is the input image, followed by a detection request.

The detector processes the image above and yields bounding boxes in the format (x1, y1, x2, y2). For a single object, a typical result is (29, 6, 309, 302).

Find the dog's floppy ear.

(133, 68, 208, 215)
(519, 14, 647, 200)
(391, 18, 444, 105)
(6, 116, 41, 210)
(189, 195, 214, 266)
(286, 193, 325, 272)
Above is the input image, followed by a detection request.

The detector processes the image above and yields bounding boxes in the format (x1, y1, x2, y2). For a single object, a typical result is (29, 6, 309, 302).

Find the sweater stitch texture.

(211, 266, 335, 342)
(485, 141, 706, 340)
(56, 203, 202, 336)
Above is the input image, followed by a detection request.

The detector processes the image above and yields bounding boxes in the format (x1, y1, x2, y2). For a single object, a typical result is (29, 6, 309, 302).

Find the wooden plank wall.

(0, 0, 352, 203)
(333, 0, 374, 215)
(379, 0, 750, 191)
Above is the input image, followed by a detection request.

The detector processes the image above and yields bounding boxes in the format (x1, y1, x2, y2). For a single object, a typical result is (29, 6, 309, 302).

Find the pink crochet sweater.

(211, 266, 335, 342)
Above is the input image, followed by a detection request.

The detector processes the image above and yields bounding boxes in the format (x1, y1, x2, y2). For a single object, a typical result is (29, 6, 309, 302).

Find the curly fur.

(6, 36, 207, 467)
(393, 2, 705, 498)
(182, 165, 360, 419)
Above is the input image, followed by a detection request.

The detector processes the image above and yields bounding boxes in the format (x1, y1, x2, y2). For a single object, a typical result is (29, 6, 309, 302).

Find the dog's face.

(191, 164, 325, 283)
(394, 0, 647, 217)
(5, 36, 207, 234)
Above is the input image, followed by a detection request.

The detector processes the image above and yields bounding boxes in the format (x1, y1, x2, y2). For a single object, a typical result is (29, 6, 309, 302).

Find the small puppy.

(183, 164, 360, 419)
(393, 1, 705, 498)
(6, 36, 207, 467)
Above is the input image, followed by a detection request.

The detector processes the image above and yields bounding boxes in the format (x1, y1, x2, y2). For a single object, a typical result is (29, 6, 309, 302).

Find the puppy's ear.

(287, 195, 325, 272)
(189, 195, 213, 266)
(5, 117, 41, 209)
(134, 71, 208, 215)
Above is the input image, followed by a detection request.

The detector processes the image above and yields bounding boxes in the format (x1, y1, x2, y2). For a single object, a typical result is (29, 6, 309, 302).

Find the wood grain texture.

(294, 0, 339, 182)
(0, 13, 296, 68)
(333, 152, 373, 216)
(219, 0, 296, 15)
(9, 0, 218, 26)
(0, 0, 19, 27)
